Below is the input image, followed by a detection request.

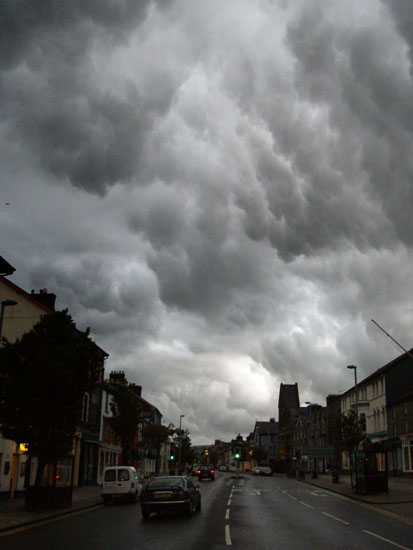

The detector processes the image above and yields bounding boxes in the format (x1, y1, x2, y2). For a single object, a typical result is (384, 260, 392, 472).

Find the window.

(81, 393, 90, 422)
(402, 441, 413, 472)
(118, 469, 130, 481)
(359, 413, 366, 432)
(104, 469, 116, 482)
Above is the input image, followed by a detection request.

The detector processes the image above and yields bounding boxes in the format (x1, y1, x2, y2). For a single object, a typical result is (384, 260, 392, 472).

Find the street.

(1, 474, 412, 550)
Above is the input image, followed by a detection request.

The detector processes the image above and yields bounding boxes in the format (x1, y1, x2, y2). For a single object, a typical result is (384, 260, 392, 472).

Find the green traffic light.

(170, 455, 175, 460)
(235, 453, 240, 458)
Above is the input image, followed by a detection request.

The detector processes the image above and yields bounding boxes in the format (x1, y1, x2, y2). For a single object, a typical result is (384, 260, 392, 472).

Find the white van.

(101, 466, 142, 504)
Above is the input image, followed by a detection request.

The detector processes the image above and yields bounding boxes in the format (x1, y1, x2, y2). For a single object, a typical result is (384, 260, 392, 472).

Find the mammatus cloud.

(1, 0, 413, 443)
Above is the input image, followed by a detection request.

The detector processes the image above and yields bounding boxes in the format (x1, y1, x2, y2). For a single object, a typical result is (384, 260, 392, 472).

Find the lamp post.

(0, 299, 17, 344)
(178, 414, 185, 474)
(347, 365, 358, 404)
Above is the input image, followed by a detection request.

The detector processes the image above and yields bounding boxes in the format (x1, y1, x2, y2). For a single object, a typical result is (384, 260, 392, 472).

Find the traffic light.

(205, 449, 209, 455)
(234, 446, 241, 459)
(169, 454, 175, 461)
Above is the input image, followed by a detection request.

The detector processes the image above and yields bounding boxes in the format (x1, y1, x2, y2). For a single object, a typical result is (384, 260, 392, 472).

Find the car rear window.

(104, 469, 116, 482)
(118, 469, 130, 481)
(149, 478, 184, 489)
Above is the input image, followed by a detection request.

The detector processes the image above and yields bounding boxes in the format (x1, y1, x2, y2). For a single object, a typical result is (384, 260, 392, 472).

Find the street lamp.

(347, 365, 358, 403)
(178, 414, 185, 474)
(0, 299, 18, 343)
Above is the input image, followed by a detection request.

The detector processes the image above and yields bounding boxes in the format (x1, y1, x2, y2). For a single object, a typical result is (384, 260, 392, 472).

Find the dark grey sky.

(1, 0, 412, 444)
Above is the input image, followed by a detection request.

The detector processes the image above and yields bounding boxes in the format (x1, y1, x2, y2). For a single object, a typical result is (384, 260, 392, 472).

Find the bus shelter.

(351, 441, 388, 495)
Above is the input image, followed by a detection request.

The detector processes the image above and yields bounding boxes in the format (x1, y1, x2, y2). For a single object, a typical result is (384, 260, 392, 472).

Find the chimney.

(31, 289, 56, 311)
(109, 371, 127, 385)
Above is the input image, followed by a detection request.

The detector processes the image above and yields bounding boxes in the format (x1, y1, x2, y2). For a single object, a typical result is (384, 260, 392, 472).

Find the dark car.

(253, 466, 272, 476)
(140, 476, 201, 519)
(198, 465, 215, 481)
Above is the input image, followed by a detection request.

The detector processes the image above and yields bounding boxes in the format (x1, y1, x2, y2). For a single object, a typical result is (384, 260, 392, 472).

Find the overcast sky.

(1, 0, 413, 445)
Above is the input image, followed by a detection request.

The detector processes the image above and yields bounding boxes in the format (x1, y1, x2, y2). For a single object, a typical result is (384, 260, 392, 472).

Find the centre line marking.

(227, 498, 232, 506)
(225, 525, 232, 546)
(363, 530, 412, 550)
(225, 508, 230, 520)
(288, 494, 297, 500)
(300, 501, 314, 509)
(321, 512, 349, 525)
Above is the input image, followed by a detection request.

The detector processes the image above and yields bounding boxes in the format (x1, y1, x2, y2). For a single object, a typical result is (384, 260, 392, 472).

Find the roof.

(0, 256, 16, 276)
(341, 349, 413, 397)
(254, 420, 279, 434)
(0, 275, 54, 314)
(0, 275, 108, 357)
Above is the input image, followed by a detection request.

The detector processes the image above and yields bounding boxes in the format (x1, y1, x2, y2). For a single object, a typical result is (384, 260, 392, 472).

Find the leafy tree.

(331, 410, 366, 470)
(172, 428, 195, 467)
(109, 383, 142, 465)
(141, 423, 174, 473)
(0, 310, 101, 485)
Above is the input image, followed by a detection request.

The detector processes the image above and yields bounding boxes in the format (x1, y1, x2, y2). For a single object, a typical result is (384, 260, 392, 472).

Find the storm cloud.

(1, 0, 413, 443)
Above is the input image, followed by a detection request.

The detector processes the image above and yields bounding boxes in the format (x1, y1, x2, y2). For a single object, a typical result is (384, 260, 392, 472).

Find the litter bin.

(332, 470, 339, 483)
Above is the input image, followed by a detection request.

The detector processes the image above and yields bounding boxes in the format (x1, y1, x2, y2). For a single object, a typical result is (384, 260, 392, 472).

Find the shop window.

(403, 441, 413, 472)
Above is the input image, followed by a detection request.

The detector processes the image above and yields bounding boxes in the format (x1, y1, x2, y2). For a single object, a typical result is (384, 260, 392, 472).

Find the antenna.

(371, 319, 413, 359)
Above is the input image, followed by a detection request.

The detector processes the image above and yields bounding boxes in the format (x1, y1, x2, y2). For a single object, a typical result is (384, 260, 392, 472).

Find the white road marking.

(225, 525, 232, 546)
(300, 501, 314, 509)
(288, 494, 297, 500)
(225, 508, 230, 520)
(363, 530, 412, 550)
(311, 491, 327, 497)
(227, 498, 232, 506)
(321, 512, 349, 525)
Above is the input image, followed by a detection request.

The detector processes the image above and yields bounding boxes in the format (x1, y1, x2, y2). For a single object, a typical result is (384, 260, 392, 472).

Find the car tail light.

(196, 470, 200, 474)
(210, 470, 214, 474)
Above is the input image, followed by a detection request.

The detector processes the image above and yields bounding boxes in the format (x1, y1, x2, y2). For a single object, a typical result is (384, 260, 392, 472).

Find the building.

(340, 350, 413, 475)
(278, 383, 300, 473)
(251, 419, 279, 470)
(0, 260, 108, 494)
(0, 269, 56, 497)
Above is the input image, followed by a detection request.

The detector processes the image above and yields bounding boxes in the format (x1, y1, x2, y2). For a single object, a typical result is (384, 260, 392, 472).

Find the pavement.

(0, 485, 103, 534)
(299, 472, 413, 524)
(0, 473, 412, 534)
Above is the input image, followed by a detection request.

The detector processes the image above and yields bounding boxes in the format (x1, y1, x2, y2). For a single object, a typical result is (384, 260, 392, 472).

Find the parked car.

(140, 476, 201, 519)
(253, 466, 272, 476)
(191, 464, 201, 476)
(218, 465, 227, 472)
(198, 465, 215, 481)
(101, 466, 142, 503)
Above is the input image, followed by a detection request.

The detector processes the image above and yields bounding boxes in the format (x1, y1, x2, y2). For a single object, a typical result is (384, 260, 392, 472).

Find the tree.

(141, 423, 174, 474)
(331, 410, 366, 470)
(109, 383, 142, 465)
(172, 428, 195, 467)
(0, 310, 101, 485)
